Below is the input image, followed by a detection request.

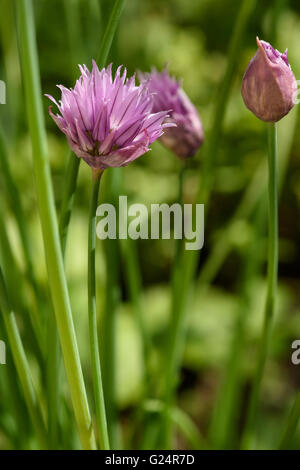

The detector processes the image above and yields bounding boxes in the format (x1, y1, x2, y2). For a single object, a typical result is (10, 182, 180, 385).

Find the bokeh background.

(1, 0, 300, 450)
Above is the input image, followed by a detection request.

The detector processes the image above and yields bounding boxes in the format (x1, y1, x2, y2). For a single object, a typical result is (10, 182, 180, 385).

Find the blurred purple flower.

(46, 61, 174, 170)
(139, 67, 204, 159)
(242, 37, 297, 122)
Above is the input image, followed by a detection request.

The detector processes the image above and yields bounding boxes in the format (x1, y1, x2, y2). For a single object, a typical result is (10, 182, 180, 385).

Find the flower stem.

(16, 0, 95, 450)
(88, 170, 110, 450)
(0, 266, 47, 449)
(242, 122, 278, 449)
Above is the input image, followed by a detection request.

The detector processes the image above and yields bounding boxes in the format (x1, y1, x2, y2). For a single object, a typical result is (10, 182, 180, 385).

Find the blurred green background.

(1, 0, 300, 450)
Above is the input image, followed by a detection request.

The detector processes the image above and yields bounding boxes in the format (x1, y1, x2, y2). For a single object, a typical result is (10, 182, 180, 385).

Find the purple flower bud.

(46, 61, 174, 170)
(139, 67, 204, 159)
(242, 37, 297, 122)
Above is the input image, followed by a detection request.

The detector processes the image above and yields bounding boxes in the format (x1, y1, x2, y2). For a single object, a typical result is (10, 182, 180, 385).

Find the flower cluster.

(47, 37, 296, 169)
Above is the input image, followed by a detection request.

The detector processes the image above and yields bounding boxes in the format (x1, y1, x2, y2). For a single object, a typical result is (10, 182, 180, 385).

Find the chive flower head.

(139, 67, 204, 159)
(46, 61, 174, 169)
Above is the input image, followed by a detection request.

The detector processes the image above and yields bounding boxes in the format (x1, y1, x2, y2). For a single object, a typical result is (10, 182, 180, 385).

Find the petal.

(92, 103, 109, 142)
(114, 116, 144, 147)
(74, 118, 92, 151)
(48, 106, 67, 132)
(99, 130, 116, 155)
(99, 142, 150, 168)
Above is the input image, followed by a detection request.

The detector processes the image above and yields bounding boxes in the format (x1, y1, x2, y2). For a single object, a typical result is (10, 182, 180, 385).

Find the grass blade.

(15, 0, 96, 449)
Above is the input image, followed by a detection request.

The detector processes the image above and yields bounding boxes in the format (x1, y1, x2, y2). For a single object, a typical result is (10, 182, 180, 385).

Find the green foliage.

(1, 0, 300, 450)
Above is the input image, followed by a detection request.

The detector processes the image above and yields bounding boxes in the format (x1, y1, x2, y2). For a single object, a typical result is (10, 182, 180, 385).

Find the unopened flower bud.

(242, 37, 297, 122)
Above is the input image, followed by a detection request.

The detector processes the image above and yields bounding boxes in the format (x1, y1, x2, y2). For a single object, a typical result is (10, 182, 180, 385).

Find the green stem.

(279, 391, 300, 449)
(0, 266, 47, 449)
(88, 170, 110, 450)
(15, 0, 95, 450)
(242, 122, 278, 449)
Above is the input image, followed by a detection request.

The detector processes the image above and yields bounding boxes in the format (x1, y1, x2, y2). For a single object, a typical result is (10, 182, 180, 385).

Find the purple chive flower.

(242, 37, 297, 122)
(46, 61, 174, 170)
(139, 67, 204, 159)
